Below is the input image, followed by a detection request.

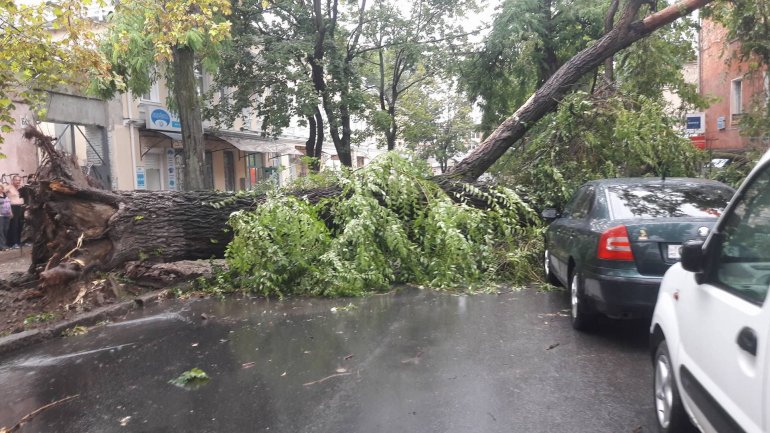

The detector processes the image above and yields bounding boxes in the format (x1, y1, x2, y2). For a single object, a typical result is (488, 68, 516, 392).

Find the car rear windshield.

(606, 183, 734, 219)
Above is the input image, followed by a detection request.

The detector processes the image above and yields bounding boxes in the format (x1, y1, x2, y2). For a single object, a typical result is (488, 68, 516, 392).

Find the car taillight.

(597, 225, 634, 261)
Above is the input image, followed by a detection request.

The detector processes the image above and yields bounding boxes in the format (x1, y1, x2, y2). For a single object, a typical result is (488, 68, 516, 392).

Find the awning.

(157, 131, 183, 141)
(214, 134, 303, 156)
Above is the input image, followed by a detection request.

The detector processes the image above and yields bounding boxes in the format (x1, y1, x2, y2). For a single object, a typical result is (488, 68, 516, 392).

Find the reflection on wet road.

(0, 287, 655, 433)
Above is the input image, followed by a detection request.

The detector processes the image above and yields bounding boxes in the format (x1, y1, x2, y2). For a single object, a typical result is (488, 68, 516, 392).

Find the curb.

(0, 289, 172, 357)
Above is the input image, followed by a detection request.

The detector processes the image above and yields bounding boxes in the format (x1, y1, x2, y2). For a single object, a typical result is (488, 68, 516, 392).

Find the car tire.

(544, 250, 560, 286)
(653, 340, 694, 433)
(569, 271, 596, 331)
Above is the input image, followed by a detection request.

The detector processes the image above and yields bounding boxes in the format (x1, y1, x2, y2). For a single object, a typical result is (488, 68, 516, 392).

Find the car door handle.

(737, 327, 758, 356)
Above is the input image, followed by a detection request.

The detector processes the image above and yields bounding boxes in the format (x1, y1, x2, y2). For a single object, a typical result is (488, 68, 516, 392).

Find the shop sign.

(136, 167, 146, 190)
(146, 106, 181, 132)
(166, 148, 177, 190)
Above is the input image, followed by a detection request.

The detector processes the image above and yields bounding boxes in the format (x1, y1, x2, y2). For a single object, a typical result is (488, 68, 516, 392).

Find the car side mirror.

(541, 208, 560, 220)
(680, 239, 706, 273)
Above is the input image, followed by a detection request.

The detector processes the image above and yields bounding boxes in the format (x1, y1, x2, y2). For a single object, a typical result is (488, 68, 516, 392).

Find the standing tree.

(361, 0, 476, 150)
(401, 85, 475, 173)
(209, 0, 370, 168)
(93, 0, 232, 190)
(208, 0, 324, 170)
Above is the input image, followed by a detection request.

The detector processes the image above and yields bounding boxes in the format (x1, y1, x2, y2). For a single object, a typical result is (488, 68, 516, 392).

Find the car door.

(548, 187, 583, 281)
(550, 185, 596, 281)
(676, 166, 770, 433)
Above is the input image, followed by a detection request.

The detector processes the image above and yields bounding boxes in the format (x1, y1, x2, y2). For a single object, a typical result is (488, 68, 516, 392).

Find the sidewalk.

(0, 247, 31, 280)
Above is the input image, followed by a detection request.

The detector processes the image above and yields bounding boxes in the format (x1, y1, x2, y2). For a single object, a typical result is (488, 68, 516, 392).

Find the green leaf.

(169, 368, 210, 388)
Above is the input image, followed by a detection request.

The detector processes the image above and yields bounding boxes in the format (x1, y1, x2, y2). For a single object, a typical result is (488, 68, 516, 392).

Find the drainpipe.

(125, 92, 138, 190)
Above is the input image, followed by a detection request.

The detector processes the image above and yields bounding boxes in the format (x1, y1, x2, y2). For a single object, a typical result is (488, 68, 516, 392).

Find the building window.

(731, 78, 743, 126)
(141, 81, 160, 103)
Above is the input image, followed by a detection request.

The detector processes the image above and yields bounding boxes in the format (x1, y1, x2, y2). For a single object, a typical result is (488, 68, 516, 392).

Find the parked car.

(542, 178, 735, 330)
(650, 151, 770, 433)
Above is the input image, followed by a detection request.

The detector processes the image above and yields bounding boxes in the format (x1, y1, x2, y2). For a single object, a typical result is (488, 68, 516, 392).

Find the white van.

(650, 149, 770, 433)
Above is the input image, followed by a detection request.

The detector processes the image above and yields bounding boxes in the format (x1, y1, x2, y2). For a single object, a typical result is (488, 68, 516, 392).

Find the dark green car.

(543, 178, 735, 331)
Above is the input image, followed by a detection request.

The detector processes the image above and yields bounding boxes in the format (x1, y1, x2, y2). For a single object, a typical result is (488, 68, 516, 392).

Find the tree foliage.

(496, 90, 704, 211)
(360, 0, 476, 150)
(401, 84, 475, 173)
(94, 0, 231, 97)
(460, 0, 606, 135)
(209, 0, 370, 168)
(0, 0, 111, 145)
(220, 154, 542, 297)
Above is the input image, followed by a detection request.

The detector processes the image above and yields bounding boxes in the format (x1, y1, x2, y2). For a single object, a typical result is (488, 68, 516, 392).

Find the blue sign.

(150, 109, 171, 127)
(717, 116, 726, 130)
(136, 167, 146, 190)
(147, 107, 181, 132)
(686, 116, 701, 130)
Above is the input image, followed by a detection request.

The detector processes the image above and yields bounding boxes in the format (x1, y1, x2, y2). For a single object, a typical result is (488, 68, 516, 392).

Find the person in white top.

(0, 184, 11, 249)
(6, 175, 24, 248)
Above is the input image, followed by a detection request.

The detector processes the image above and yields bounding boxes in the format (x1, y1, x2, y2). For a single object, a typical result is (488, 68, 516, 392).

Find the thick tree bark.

(172, 46, 207, 191)
(444, 0, 713, 182)
(23, 127, 343, 288)
(21, 126, 490, 287)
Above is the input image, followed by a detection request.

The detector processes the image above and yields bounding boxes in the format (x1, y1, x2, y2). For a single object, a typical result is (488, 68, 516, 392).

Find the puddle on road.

(14, 343, 136, 368)
(104, 311, 190, 328)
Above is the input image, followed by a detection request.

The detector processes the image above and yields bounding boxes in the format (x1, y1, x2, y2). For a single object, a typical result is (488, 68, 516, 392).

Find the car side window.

(568, 186, 595, 220)
(714, 166, 770, 305)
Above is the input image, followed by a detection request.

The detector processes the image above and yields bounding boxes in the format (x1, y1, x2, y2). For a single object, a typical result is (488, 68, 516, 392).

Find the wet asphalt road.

(0, 287, 656, 433)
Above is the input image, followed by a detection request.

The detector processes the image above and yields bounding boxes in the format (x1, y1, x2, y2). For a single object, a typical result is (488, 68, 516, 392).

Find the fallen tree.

(22, 0, 713, 288)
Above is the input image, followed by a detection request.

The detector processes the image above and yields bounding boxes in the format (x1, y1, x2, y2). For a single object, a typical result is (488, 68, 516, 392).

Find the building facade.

(4, 76, 378, 192)
(699, 19, 768, 152)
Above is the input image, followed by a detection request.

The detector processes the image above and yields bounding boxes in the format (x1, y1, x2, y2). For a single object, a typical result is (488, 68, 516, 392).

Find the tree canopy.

(0, 0, 111, 145)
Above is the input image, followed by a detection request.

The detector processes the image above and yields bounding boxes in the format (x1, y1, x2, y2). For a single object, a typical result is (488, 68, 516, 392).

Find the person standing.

(6, 175, 24, 249)
(0, 184, 11, 250)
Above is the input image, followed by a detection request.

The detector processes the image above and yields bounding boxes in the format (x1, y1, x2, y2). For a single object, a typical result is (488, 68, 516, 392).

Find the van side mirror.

(541, 208, 559, 220)
(680, 239, 706, 273)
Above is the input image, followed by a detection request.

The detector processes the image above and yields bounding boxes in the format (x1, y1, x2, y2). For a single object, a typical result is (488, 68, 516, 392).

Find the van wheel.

(569, 271, 596, 331)
(654, 340, 694, 432)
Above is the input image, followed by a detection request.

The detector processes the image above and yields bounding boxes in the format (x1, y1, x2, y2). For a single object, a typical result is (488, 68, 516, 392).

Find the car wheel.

(544, 250, 560, 286)
(654, 340, 693, 433)
(569, 271, 596, 331)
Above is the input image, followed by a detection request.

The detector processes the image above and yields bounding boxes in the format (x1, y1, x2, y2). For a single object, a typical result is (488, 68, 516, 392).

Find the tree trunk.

(444, 0, 713, 182)
(22, 127, 345, 288)
(386, 103, 397, 151)
(603, 0, 621, 83)
(172, 46, 207, 191)
(305, 107, 325, 172)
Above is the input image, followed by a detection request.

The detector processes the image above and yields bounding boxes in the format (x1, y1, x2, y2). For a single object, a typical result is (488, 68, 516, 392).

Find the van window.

(715, 167, 770, 304)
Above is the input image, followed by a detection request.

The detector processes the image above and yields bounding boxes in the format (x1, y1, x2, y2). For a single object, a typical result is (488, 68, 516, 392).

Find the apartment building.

(698, 19, 768, 152)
